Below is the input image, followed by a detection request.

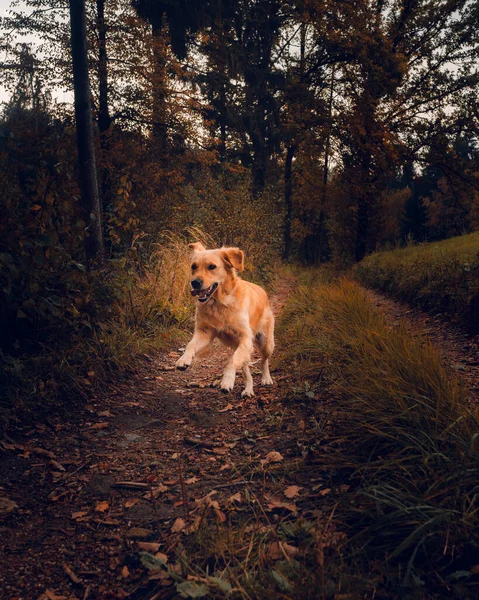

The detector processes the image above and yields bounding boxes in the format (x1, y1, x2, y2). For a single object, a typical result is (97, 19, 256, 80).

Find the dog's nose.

(191, 278, 203, 290)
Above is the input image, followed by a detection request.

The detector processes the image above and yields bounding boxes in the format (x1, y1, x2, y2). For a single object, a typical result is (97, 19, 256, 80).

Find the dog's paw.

(176, 356, 191, 370)
(241, 389, 255, 398)
(261, 376, 274, 386)
(220, 373, 235, 393)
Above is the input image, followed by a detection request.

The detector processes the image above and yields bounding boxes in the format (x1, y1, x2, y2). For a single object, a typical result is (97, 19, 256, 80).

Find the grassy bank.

(353, 232, 479, 331)
(276, 274, 479, 597)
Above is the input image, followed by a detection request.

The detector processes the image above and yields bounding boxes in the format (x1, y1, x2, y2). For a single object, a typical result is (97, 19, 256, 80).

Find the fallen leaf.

(266, 496, 298, 515)
(219, 403, 234, 412)
(49, 459, 66, 472)
(124, 498, 140, 508)
(171, 517, 186, 533)
(284, 485, 302, 499)
(91, 422, 109, 429)
(319, 488, 331, 496)
(155, 552, 168, 563)
(121, 565, 130, 578)
(126, 527, 153, 539)
(95, 501, 110, 513)
(269, 541, 300, 560)
(215, 509, 227, 523)
(194, 490, 218, 509)
(147, 484, 168, 499)
(0, 497, 19, 514)
(185, 476, 199, 485)
(261, 451, 284, 466)
(71, 511, 89, 519)
(97, 410, 111, 417)
(137, 542, 161, 553)
(33, 447, 55, 458)
(228, 492, 242, 504)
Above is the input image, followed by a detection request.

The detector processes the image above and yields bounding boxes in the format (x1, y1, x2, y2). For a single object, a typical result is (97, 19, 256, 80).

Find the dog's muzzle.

(191, 282, 218, 302)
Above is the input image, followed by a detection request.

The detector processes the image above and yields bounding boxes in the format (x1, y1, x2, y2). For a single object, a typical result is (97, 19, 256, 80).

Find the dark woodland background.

(1, 0, 478, 420)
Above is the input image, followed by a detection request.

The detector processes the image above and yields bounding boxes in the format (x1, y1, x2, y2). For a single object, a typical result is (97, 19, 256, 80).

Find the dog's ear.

(222, 247, 244, 272)
(188, 242, 206, 252)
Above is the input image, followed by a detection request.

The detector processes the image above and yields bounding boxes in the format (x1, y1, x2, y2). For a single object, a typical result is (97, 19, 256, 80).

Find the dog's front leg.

(176, 328, 215, 370)
(220, 332, 253, 393)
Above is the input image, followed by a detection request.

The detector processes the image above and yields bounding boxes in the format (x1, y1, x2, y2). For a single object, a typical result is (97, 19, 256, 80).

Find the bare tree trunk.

(69, 0, 104, 265)
(283, 144, 296, 260)
(96, 0, 112, 230)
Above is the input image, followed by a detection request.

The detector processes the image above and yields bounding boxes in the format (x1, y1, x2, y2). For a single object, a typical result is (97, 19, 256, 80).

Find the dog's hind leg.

(259, 312, 275, 386)
(220, 330, 253, 394)
(241, 364, 254, 398)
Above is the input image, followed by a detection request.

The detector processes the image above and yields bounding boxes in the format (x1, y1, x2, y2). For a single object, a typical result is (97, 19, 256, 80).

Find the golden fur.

(176, 242, 274, 397)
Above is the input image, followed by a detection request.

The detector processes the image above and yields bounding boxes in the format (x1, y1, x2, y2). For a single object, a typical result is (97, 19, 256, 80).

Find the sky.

(0, 0, 73, 104)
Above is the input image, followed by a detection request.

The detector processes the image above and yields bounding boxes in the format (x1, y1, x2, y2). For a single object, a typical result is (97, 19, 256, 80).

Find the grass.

(353, 231, 479, 331)
(276, 274, 479, 597)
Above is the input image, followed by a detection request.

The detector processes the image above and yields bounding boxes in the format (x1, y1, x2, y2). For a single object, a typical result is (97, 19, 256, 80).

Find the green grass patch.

(353, 232, 479, 331)
(277, 275, 479, 597)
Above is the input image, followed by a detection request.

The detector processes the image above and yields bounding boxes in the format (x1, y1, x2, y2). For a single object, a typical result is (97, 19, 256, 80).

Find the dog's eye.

(208, 264, 217, 270)
(191, 263, 198, 271)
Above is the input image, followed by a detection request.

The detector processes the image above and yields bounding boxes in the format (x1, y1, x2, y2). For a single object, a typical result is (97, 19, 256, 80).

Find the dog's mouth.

(191, 282, 218, 302)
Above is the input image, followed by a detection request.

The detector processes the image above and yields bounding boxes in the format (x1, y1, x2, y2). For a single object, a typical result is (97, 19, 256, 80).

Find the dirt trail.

(369, 289, 479, 402)
(0, 279, 309, 600)
(2, 280, 479, 599)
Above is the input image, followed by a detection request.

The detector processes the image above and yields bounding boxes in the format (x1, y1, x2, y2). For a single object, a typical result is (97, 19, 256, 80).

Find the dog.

(176, 242, 274, 397)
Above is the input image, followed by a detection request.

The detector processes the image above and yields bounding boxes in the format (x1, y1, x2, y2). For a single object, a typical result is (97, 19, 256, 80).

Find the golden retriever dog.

(176, 242, 274, 397)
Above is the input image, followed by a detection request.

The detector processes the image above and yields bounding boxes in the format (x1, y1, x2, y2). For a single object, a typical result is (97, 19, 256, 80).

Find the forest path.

(3, 278, 479, 599)
(1, 276, 317, 600)
(368, 289, 479, 403)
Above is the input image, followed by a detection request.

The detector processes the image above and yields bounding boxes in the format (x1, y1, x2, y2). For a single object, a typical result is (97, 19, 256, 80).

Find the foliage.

(0, 230, 194, 427)
(277, 274, 479, 595)
(354, 231, 479, 331)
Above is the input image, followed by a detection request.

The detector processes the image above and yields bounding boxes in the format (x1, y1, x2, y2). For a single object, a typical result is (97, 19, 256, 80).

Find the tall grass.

(354, 231, 479, 331)
(278, 275, 479, 594)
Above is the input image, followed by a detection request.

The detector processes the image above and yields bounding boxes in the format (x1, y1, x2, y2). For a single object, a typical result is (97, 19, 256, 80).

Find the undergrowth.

(354, 232, 479, 331)
(275, 274, 479, 597)
(0, 230, 206, 429)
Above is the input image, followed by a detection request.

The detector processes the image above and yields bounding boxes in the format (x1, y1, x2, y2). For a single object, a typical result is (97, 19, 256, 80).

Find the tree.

(69, 0, 104, 264)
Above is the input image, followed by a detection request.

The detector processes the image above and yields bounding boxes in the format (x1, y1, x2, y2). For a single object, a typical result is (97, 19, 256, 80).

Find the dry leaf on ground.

(284, 485, 302, 498)
(95, 501, 110, 512)
(269, 541, 300, 560)
(261, 451, 284, 465)
(171, 517, 186, 533)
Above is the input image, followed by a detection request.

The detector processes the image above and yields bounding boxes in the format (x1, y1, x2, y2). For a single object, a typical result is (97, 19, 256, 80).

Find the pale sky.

(0, 0, 73, 104)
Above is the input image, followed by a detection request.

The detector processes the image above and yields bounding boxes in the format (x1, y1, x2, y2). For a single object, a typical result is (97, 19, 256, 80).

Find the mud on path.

(1, 279, 321, 600)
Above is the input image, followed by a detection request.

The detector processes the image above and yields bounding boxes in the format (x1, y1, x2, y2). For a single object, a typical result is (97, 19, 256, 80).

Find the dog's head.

(188, 242, 244, 303)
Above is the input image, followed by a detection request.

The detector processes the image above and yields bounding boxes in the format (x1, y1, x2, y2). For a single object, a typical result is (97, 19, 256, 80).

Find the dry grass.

(277, 274, 479, 595)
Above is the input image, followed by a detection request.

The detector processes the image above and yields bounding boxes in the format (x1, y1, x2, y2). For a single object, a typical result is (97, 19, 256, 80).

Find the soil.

(1, 281, 478, 600)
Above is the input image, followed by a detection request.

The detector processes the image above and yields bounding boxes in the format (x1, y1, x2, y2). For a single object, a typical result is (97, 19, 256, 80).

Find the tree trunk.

(283, 144, 296, 260)
(69, 0, 104, 265)
(96, 0, 112, 228)
(96, 0, 110, 136)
